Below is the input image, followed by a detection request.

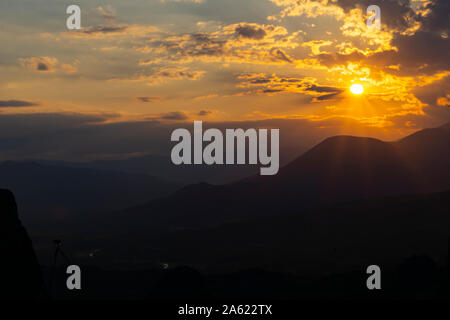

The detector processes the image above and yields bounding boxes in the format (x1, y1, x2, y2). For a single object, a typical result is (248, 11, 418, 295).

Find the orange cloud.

(437, 94, 450, 107)
(110, 66, 205, 86)
(135, 22, 302, 66)
(18, 57, 78, 74)
(63, 25, 160, 39)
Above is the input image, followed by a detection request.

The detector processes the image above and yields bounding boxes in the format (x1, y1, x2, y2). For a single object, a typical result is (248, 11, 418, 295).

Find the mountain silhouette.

(34, 144, 307, 186)
(394, 122, 450, 192)
(0, 161, 178, 224)
(118, 123, 450, 231)
(0, 189, 42, 299)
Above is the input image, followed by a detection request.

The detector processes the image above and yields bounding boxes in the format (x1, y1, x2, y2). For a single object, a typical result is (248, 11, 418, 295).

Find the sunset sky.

(0, 0, 448, 161)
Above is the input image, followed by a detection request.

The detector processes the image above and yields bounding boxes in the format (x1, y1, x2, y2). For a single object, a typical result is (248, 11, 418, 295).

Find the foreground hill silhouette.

(0, 189, 42, 299)
(42, 190, 450, 300)
(118, 123, 450, 231)
(145, 190, 450, 273)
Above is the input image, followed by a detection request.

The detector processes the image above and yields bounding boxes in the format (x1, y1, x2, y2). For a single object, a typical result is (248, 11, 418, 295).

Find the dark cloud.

(315, 92, 343, 101)
(417, 0, 450, 34)
(388, 31, 449, 75)
(0, 112, 138, 160)
(84, 26, 127, 34)
(177, 33, 227, 58)
(235, 24, 266, 39)
(307, 0, 449, 76)
(305, 85, 344, 101)
(249, 79, 271, 84)
(305, 85, 343, 93)
(414, 74, 450, 110)
(335, 0, 417, 32)
(72, 25, 128, 37)
(315, 30, 449, 76)
(0, 100, 39, 108)
(0, 112, 113, 130)
(237, 73, 345, 100)
(263, 89, 284, 94)
(270, 49, 293, 63)
(160, 111, 189, 121)
(137, 97, 162, 103)
(360, 30, 450, 76)
(0, 113, 403, 162)
(198, 110, 212, 116)
(140, 25, 294, 65)
(37, 63, 49, 71)
(97, 6, 117, 24)
(315, 51, 364, 68)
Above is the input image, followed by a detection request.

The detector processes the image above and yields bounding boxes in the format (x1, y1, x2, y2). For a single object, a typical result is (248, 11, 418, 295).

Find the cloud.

(389, 31, 449, 75)
(18, 57, 78, 74)
(0, 113, 414, 162)
(237, 73, 344, 101)
(3, 0, 447, 135)
(270, 0, 417, 33)
(194, 94, 219, 100)
(96, 5, 117, 24)
(0, 112, 123, 160)
(111, 66, 205, 86)
(273, 0, 449, 76)
(65, 26, 128, 39)
(160, 0, 204, 3)
(302, 40, 333, 55)
(160, 111, 190, 120)
(37, 63, 49, 71)
(136, 22, 301, 66)
(334, 0, 417, 32)
(19, 57, 58, 72)
(198, 110, 213, 116)
(313, 92, 343, 101)
(437, 95, 450, 107)
(64, 25, 160, 39)
(60, 64, 78, 75)
(411, 0, 449, 34)
(235, 24, 267, 40)
(137, 97, 163, 103)
(313, 30, 450, 77)
(0, 100, 39, 108)
(413, 74, 450, 112)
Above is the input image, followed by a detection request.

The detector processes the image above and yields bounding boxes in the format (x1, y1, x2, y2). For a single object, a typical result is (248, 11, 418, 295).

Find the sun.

(350, 84, 364, 95)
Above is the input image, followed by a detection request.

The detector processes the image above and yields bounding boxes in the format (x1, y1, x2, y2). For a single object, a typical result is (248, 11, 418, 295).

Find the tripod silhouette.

(48, 239, 72, 298)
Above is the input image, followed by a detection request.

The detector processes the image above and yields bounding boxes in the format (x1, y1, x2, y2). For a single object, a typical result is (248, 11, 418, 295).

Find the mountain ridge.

(117, 124, 450, 231)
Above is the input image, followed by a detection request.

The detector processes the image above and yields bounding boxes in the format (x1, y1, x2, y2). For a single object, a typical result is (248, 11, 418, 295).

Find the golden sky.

(0, 0, 449, 160)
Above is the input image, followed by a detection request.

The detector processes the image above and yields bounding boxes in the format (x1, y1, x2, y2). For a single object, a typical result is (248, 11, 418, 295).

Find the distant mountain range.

(1, 123, 448, 234)
(128, 190, 450, 274)
(34, 144, 308, 185)
(0, 162, 178, 224)
(116, 123, 450, 231)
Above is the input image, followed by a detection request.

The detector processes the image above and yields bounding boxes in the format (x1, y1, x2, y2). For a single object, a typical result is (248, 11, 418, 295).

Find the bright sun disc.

(350, 84, 364, 95)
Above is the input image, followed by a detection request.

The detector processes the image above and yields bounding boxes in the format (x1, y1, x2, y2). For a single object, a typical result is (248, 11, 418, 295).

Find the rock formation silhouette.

(0, 189, 42, 299)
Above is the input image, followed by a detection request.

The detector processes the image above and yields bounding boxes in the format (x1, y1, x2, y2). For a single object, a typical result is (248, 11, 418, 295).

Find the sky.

(0, 0, 448, 161)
